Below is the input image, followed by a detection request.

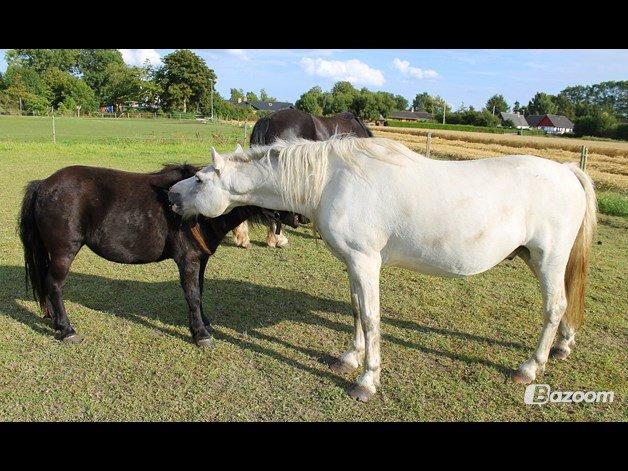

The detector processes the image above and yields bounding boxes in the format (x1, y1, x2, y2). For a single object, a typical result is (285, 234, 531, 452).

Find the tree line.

(295, 80, 627, 139)
(1, 49, 625, 139)
(0, 49, 259, 120)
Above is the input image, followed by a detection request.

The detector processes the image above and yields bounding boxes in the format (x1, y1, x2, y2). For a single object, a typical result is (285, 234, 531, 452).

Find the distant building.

(247, 101, 294, 112)
(526, 114, 574, 134)
(229, 98, 294, 112)
(388, 109, 433, 122)
(499, 112, 529, 129)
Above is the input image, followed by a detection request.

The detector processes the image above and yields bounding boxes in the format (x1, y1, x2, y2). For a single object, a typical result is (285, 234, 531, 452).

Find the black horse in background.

(232, 108, 374, 249)
(19, 164, 296, 347)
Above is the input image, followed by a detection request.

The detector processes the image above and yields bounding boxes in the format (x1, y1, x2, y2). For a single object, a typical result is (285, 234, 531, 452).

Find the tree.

(393, 94, 408, 111)
(295, 86, 327, 116)
(573, 112, 617, 138)
(0, 64, 51, 114)
(412, 92, 450, 114)
(99, 63, 143, 112)
(77, 49, 125, 105)
(6, 49, 81, 75)
(246, 91, 259, 102)
(295, 91, 323, 115)
(42, 67, 98, 113)
(154, 49, 216, 112)
(551, 93, 576, 120)
(259, 89, 275, 103)
(350, 89, 381, 121)
(527, 92, 557, 115)
(561, 81, 627, 119)
(485, 94, 509, 115)
(230, 88, 245, 102)
(512, 101, 524, 114)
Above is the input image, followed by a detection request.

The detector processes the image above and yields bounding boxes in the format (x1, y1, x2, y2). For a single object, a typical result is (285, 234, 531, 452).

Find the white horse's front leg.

(345, 255, 381, 402)
(330, 278, 364, 374)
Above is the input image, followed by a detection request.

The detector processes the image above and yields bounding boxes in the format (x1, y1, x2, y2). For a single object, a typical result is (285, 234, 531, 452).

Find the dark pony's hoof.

(550, 347, 570, 360)
(348, 384, 376, 402)
(195, 337, 214, 348)
(56, 332, 83, 343)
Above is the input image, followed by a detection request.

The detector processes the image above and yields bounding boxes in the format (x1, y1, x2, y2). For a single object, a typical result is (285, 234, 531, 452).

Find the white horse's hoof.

(348, 384, 376, 402)
(511, 370, 535, 385)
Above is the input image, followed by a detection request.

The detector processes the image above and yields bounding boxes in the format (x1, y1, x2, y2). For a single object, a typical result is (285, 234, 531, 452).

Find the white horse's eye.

(195, 174, 202, 183)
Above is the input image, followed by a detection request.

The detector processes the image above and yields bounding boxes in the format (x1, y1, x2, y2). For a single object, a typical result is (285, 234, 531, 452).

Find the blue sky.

(1, 49, 627, 109)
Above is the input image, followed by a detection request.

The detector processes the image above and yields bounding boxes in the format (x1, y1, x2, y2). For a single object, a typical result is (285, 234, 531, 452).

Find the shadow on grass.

(1, 264, 522, 380)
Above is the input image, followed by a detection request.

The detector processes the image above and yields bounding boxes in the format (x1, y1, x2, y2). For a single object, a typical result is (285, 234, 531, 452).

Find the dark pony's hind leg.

(47, 248, 82, 343)
(177, 255, 213, 348)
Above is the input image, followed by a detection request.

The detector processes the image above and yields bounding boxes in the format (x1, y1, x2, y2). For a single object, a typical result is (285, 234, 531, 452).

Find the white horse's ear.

(234, 143, 244, 153)
(211, 147, 225, 172)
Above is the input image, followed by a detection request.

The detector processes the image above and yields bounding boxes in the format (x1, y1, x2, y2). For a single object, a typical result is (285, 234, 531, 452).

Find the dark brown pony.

(18, 164, 295, 347)
(232, 108, 373, 248)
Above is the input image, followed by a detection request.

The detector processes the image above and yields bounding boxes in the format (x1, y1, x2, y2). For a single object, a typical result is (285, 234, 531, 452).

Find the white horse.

(168, 136, 597, 402)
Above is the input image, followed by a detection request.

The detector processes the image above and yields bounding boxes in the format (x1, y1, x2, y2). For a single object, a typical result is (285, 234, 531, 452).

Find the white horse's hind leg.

(551, 320, 576, 360)
(330, 278, 365, 374)
(345, 255, 382, 402)
(514, 249, 568, 384)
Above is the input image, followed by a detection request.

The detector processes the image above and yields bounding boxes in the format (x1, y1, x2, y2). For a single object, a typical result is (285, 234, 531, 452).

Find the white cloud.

(393, 58, 438, 79)
(119, 49, 162, 67)
(300, 57, 385, 86)
(226, 49, 251, 61)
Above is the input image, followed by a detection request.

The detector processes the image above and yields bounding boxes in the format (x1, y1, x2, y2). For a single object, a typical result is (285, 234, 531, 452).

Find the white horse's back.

(319, 152, 586, 277)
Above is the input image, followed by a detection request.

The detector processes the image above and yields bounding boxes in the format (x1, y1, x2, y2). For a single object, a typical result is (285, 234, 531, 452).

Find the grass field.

(0, 116, 626, 421)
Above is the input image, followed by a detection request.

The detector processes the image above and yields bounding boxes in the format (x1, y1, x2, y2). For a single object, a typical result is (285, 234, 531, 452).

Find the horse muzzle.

(168, 191, 183, 215)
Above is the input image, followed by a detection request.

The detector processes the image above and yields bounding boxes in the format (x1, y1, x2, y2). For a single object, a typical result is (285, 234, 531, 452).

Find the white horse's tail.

(563, 163, 598, 330)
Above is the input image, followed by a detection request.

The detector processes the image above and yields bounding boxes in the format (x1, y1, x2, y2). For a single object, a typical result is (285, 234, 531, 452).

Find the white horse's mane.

(225, 135, 421, 214)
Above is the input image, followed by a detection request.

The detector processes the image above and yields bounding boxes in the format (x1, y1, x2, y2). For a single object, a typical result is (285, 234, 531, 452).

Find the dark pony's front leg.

(177, 255, 213, 348)
(198, 255, 211, 329)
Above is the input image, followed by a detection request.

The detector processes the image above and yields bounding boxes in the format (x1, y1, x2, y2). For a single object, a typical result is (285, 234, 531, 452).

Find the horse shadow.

(1, 264, 525, 383)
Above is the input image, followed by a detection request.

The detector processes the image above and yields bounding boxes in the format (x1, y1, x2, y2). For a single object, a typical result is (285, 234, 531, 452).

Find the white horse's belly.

(382, 221, 524, 276)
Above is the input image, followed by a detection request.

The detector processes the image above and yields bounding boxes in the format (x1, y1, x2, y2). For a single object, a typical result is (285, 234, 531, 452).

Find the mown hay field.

(373, 126, 628, 192)
(0, 116, 626, 421)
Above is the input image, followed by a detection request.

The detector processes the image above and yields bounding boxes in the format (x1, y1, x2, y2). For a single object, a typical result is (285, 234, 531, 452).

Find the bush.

(573, 113, 617, 138)
(611, 123, 628, 141)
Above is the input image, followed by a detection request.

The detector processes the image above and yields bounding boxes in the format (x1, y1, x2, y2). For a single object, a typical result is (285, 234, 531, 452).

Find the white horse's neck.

(229, 157, 322, 220)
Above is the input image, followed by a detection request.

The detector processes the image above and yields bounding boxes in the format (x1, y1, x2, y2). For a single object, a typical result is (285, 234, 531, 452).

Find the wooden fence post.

(426, 132, 432, 158)
(52, 114, 56, 144)
(579, 146, 588, 170)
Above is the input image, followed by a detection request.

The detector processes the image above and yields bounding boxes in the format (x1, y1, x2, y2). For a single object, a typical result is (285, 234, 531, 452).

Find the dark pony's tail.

(354, 115, 374, 137)
(19, 180, 49, 311)
(250, 115, 271, 145)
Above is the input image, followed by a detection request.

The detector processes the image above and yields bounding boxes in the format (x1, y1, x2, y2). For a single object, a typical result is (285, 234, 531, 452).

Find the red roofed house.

(526, 114, 574, 135)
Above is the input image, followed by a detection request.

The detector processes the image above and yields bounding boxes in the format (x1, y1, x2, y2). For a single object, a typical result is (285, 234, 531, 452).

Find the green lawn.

(0, 117, 626, 421)
(0, 115, 249, 143)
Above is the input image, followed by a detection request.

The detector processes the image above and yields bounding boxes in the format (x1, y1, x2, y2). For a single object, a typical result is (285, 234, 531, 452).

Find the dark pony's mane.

(153, 163, 201, 177)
